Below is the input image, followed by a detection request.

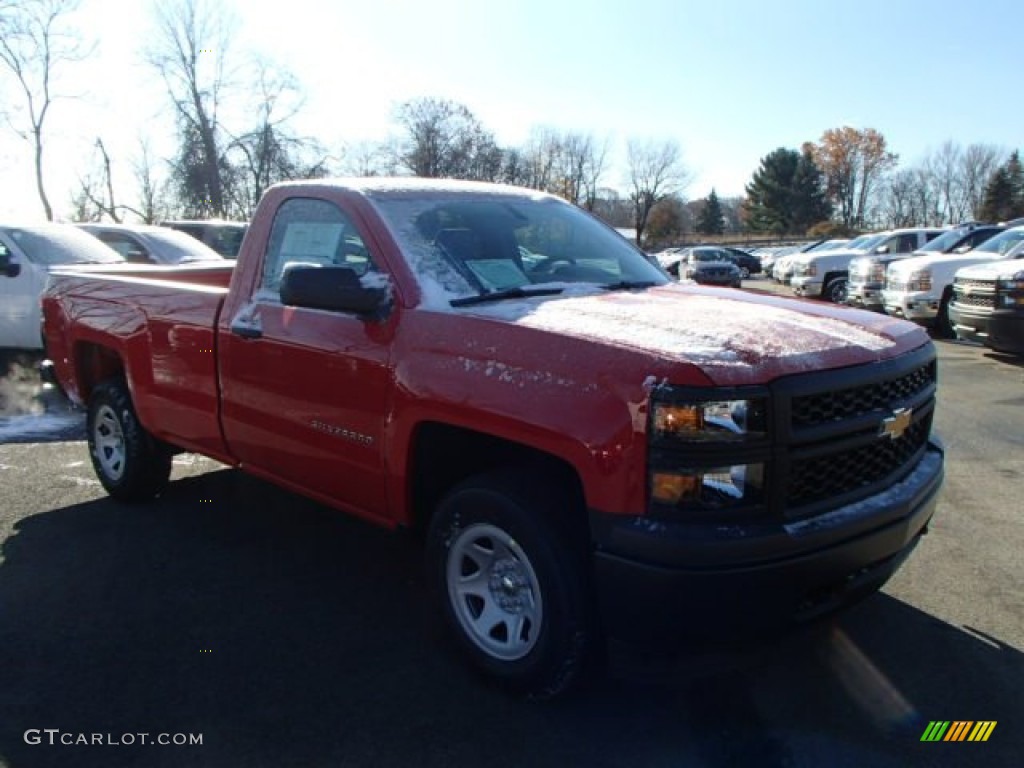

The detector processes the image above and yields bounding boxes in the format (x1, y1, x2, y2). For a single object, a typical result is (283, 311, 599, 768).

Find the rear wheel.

(87, 379, 172, 502)
(825, 277, 848, 303)
(425, 470, 596, 698)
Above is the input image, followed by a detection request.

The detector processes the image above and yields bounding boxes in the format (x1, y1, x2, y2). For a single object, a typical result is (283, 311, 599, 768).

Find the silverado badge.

(880, 408, 913, 440)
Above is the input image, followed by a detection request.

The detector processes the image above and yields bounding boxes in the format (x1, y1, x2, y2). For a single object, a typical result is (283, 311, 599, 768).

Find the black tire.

(935, 288, 955, 339)
(425, 470, 596, 699)
(86, 379, 172, 502)
(825, 277, 848, 303)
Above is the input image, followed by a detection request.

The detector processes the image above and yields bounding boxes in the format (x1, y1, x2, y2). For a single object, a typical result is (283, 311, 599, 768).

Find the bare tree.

(225, 60, 331, 217)
(147, 0, 233, 216)
(73, 137, 121, 221)
(0, 0, 89, 220)
(624, 139, 692, 245)
(961, 144, 1004, 220)
(130, 138, 171, 224)
(393, 97, 501, 180)
(341, 139, 398, 177)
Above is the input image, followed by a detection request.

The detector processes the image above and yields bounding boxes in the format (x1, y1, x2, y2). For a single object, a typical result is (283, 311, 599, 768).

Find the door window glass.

(262, 198, 374, 292)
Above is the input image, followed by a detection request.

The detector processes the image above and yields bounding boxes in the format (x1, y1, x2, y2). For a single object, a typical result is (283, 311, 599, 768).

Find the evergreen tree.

(696, 188, 724, 235)
(744, 147, 831, 235)
(980, 150, 1024, 222)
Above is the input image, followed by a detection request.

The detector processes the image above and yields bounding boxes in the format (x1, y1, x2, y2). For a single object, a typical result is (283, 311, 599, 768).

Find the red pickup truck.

(42, 179, 944, 697)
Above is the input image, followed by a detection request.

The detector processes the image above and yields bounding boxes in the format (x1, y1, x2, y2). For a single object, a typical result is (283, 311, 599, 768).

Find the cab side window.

(897, 234, 918, 253)
(98, 232, 151, 263)
(261, 198, 375, 293)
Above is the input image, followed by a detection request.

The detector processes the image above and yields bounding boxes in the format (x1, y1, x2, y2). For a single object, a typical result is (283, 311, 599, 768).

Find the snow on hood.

(956, 260, 1024, 280)
(467, 283, 922, 386)
(887, 252, 999, 279)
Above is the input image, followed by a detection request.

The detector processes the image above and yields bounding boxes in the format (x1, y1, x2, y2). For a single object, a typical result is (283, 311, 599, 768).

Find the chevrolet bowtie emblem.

(880, 408, 912, 440)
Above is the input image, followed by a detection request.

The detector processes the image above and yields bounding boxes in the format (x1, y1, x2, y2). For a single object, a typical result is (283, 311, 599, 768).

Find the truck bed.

(43, 263, 235, 461)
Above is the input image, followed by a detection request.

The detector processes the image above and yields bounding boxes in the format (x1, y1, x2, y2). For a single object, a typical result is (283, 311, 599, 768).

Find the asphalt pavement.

(0, 305, 1021, 768)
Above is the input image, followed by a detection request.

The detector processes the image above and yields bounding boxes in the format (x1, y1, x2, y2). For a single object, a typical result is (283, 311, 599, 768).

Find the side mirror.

(0, 252, 21, 278)
(280, 265, 389, 317)
(875, 245, 890, 254)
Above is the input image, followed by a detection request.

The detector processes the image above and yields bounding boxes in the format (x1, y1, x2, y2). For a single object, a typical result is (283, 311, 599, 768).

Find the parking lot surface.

(0, 314, 1021, 767)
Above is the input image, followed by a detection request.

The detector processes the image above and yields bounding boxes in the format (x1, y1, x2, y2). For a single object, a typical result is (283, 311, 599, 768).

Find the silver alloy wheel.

(446, 522, 543, 661)
(93, 404, 126, 481)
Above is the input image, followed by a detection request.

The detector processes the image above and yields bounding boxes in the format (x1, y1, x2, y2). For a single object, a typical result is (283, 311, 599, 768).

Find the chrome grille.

(953, 292, 995, 309)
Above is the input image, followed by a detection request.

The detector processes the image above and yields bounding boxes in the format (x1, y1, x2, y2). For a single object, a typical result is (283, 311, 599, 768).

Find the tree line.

(2, 0, 1022, 243)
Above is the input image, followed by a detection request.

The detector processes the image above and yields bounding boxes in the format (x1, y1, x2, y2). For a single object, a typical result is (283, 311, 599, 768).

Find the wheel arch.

(406, 421, 589, 543)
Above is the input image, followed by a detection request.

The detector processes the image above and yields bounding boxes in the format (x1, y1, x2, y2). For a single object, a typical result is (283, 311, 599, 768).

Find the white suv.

(883, 226, 1024, 336)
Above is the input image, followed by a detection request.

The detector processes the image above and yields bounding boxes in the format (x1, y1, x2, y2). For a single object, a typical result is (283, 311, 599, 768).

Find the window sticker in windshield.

(465, 259, 531, 291)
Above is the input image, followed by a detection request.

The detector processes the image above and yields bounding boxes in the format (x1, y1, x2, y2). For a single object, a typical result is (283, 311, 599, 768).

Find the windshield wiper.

(450, 286, 564, 307)
(601, 280, 658, 291)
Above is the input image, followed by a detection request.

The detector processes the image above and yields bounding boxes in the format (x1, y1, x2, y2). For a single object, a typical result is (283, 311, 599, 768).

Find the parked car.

(949, 255, 1024, 354)
(159, 219, 247, 258)
(41, 177, 943, 698)
(720, 247, 762, 277)
(791, 229, 942, 303)
(676, 246, 742, 287)
(0, 224, 122, 349)
(770, 240, 849, 284)
(883, 226, 1024, 337)
(78, 223, 225, 265)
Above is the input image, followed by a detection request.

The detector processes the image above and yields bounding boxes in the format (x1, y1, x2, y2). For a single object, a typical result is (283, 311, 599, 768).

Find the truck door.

(218, 197, 393, 523)
(0, 237, 46, 350)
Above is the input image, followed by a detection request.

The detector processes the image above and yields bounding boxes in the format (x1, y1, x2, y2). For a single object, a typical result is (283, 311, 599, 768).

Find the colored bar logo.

(920, 721, 997, 742)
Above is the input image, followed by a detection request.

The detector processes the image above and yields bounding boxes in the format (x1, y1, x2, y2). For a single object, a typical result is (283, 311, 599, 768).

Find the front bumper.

(881, 290, 939, 324)
(791, 276, 822, 297)
(949, 305, 1024, 354)
(589, 442, 943, 644)
(846, 282, 885, 310)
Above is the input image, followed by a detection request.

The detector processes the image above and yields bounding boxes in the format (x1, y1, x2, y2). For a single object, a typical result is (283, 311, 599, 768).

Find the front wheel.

(425, 471, 596, 698)
(825, 277, 848, 303)
(87, 379, 172, 502)
(935, 289, 955, 339)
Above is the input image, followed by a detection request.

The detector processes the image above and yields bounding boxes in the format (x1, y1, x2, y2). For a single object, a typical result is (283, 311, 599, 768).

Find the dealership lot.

(0, 332, 1021, 767)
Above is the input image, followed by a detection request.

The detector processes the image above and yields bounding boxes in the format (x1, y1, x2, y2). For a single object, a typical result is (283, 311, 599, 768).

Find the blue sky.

(1, 0, 1022, 219)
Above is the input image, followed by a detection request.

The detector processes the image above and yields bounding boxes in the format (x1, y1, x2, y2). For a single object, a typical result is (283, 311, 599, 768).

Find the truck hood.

(460, 283, 926, 387)
(887, 252, 1001, 280)
(955, 260, 1024, 280)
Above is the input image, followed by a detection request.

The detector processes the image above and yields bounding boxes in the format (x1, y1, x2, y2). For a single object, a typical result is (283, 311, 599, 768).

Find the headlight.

(652, 399, 767, 442)
(997, 273, 1024, 290)
(648, 395, 769, 515)
(906, 269, 932, 292)
(651, 464, 765, 508)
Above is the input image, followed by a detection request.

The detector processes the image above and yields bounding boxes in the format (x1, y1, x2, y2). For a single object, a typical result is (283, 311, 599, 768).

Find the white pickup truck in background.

(790, 228, 943, 304)
(883, 225, 1024, 337)
(0, 224, 123, 350)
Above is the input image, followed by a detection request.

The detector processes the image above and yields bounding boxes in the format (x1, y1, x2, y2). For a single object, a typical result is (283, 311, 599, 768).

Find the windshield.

(141, 228, 223, 263)
(692, 248, 726, 262)
(972, 228, 1024, 255)
(840, 235, 870, 250)
(806, 238, 849, 253)
(3, 226, 123, 265)
(916, 229, 967, 254)
(851, 234, 887, 252)
(370, 193, 668, 305)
